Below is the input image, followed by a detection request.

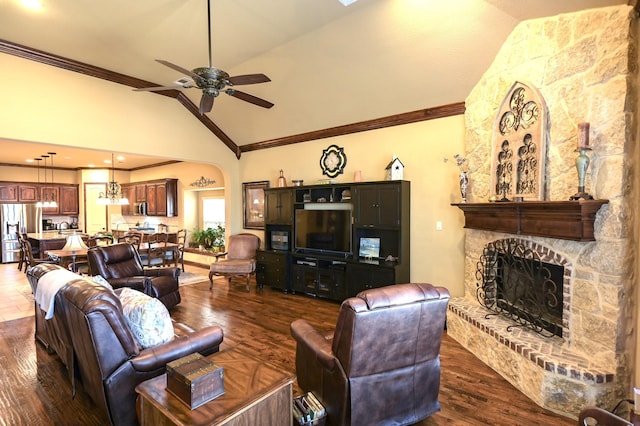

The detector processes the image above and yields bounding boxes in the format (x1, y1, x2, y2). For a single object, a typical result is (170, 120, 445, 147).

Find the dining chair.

(144, 232, 169, 268)
(86, 235, 114, 247)
(22, 239, 56, 272)
(171, 229, 187, 272)
(117, 232, 142, 252)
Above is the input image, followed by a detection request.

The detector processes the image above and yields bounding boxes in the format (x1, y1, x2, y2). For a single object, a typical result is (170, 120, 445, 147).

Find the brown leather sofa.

(87, 242, 181, 309)
(291, 283, 450, 426)
(30, 264, 224, 426)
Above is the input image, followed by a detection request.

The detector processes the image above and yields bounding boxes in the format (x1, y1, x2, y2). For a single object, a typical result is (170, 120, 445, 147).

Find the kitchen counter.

(27, 232, 89, 254)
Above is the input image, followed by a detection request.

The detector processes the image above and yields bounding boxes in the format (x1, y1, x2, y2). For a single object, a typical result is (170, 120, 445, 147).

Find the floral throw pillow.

(117, 287, 174, 349)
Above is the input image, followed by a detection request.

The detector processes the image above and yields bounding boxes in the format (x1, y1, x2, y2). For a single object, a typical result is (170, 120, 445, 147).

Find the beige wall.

(240, 115, 467, 294)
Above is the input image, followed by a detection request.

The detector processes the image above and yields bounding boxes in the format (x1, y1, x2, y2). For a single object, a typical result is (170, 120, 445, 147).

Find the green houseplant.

(191, 225, 225, 251)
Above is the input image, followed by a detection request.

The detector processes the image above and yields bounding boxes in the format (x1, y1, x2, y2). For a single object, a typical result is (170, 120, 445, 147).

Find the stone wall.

(448, 5, 637, 418)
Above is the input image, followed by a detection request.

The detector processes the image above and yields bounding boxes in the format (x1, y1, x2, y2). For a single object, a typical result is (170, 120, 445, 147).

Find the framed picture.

(243, 181, 269, 229)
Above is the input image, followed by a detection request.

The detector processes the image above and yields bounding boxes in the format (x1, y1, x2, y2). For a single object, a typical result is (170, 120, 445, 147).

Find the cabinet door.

(346, 263, 395, 297)
(18, 184, 38, 202)
(136, 184, 147, 202)
(120, 185, 135, 215)
(0, 183, 18, 202)
(40, 186, 59, 214)
(155, 184, 167, 216)
(355, 185, 400, 228)
(278, 190, 293, 224)
(59, 185, 79, 215)
(292, 264, 317, 294)
(146, 185, 157, 215)
(265, 191, 281, 224)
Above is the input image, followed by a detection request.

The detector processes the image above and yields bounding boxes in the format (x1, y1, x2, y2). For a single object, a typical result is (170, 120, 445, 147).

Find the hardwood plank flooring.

(0, 264, 574, 425)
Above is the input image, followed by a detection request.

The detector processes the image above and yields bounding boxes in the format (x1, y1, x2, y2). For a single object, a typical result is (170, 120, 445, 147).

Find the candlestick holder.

(569, 147, 594, 200)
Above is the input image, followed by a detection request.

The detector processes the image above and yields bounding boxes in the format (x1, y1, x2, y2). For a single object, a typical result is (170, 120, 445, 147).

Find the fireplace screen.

(477, 239, 563, 338)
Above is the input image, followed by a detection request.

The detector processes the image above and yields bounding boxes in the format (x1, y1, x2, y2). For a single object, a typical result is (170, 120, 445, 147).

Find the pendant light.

(47, 152, 58, 208)
(41, 154, 50, 208)
(97, 153, 130, 205)
(35, 157, 43, 208)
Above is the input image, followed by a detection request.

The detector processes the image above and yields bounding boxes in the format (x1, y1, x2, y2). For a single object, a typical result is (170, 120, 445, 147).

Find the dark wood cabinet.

(261, 180, 410, 302)
(136, 184, 147, 202)
(0, 183, 18, 202)
(59, 185, 79, 215)
(256, 250, 290, 291)
(353, 184, 401, 228)
(346, 262, 396, 296)
(265, 189, 293, 225)
(120, 184, 135, 215)
(144, 179, 177, 217)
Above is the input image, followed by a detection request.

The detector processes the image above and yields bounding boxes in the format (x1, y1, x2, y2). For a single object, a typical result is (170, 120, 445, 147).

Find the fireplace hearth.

(477, 239, 564, 338)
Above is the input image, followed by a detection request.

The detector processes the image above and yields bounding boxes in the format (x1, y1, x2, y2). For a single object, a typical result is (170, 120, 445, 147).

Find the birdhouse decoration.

(385, 155, 404, 180)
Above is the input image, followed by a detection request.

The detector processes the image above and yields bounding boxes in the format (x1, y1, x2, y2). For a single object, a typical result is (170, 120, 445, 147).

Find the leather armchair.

(57, 272, 223, 426)
(291, 283, 450, 426)
(87, 243, 181, 309)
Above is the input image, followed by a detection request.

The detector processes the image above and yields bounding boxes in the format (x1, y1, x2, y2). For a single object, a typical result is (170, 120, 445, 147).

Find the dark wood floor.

(0, 264, 575, 425)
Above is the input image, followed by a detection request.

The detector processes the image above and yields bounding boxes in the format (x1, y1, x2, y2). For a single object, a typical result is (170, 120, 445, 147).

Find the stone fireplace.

(446, 5, 637, 419)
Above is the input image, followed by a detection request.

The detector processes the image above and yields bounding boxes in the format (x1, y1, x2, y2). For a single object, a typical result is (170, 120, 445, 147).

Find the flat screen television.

(295, 209, 352, 255)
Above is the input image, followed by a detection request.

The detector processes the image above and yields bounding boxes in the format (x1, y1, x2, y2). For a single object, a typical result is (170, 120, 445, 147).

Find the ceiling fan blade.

(156, 59, 202, 82)
(133, 85, 187, 92)
(225, 89, 274, 109)
(227, 74, 271, 85)
(199, 94, 215, 114)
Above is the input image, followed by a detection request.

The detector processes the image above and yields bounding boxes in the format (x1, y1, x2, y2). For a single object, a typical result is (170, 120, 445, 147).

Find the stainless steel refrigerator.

(1, 204, 41, 263)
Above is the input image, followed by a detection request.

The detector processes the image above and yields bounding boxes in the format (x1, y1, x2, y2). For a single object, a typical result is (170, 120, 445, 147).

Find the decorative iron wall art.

(491, 82, 547, 200)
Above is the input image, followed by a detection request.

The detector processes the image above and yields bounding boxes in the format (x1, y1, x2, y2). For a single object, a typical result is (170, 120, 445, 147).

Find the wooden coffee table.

(136, 348, 294, 425)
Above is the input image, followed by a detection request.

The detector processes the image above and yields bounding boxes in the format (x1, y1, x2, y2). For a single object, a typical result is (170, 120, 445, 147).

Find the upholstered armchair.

(291, 283, 450, 426)
(208, 233, 261, 291)
(87, 243, 181, 309)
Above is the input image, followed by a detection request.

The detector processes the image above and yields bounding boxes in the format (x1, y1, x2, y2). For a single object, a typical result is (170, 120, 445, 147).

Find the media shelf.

(259, 180, 410, 301)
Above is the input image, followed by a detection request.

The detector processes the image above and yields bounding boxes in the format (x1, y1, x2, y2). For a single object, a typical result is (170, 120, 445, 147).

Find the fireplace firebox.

(477, 238, 564, 338)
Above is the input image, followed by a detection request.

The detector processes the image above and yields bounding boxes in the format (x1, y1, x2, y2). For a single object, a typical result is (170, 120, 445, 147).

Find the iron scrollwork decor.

(476, 238, 563, 338)
(491, 82, 547, 201)
(243, 181, 269, 230)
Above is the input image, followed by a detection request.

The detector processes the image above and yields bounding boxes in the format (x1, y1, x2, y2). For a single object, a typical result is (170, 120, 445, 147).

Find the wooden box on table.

(166, 353, 224, 409)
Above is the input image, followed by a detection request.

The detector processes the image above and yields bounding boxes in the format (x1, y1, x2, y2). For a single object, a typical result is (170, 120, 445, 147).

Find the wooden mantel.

(452, 200, 609, 242)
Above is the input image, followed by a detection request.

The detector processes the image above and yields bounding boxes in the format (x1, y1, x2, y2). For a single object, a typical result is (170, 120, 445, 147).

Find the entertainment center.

(256, 180, 410, 301)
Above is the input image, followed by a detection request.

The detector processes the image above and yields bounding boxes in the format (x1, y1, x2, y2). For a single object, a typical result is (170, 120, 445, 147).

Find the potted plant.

(191, 225, 225, 252)
(209, 225, 225, 252)
(191, 228, 207, 250)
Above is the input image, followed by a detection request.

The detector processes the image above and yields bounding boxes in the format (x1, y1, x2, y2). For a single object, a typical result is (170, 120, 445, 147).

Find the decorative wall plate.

(320, 145, 347, 178)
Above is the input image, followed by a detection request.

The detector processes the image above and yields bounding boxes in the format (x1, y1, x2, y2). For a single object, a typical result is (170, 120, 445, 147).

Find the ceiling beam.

(240, 102, 466, 153)
(0, 39, 240, 157)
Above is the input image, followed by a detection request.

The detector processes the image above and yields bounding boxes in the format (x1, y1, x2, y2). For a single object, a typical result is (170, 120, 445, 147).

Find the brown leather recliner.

(291, 283, 450, 426)
(87, 243, 181, 309)
(57, 272, 224, 426)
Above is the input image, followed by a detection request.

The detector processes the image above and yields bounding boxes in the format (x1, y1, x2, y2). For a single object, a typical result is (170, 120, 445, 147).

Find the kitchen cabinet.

(136, 184, 147, 202)
(0, 183, 18, 202)
(145, 179, 177, 217)
(18, 184, 38, 202)
(40, 186, 60, 214)
(120, 184, 135, 215)
(59, 185, 79, 215)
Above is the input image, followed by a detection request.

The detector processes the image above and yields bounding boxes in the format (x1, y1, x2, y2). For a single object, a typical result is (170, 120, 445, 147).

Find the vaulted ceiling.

(0, 0, 630, 168)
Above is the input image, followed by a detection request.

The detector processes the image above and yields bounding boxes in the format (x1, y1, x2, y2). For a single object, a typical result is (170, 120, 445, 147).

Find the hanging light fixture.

(97, 153, 130, 205)
(47, 152, 58, 208)
(34, 157, 43, 208)
(41, 154, 51, 208)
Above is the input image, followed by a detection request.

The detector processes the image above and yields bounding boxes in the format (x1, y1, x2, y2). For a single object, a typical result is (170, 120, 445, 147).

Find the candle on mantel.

(577, 122, 590, 150)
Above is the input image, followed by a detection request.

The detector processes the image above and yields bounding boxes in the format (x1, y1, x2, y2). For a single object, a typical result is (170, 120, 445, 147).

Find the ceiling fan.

(134, 0, 273, 114)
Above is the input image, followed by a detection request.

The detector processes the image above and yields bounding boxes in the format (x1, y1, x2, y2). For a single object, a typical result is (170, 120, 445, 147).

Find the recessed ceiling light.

(19, 0, 44, 11)
(88, 164, 95, 168)
(338, 0, 358, 6)
(26, 158, 34, 163)
(116, 155, 125, 163)
(104, 159, 111, 164)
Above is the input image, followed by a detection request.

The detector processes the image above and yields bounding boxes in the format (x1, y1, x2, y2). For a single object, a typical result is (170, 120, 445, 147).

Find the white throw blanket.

(35, 269, 81, 320)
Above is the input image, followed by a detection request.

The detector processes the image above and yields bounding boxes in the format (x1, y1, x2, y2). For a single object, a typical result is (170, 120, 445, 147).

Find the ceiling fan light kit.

(135, 0, 273, 114)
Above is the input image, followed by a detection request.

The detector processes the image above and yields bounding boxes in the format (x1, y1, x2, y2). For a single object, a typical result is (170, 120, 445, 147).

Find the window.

(203, 198, 225, 230)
